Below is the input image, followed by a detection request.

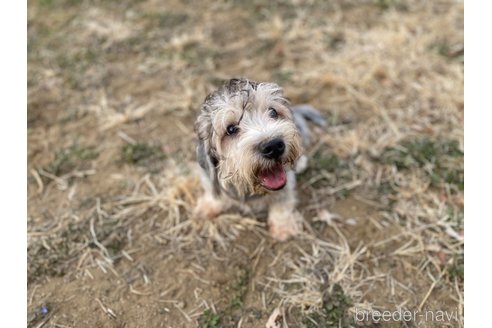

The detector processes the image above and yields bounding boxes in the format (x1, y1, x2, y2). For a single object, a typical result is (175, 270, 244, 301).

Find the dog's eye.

(226, 124, 239, 136)
(269, 108, 278, 119)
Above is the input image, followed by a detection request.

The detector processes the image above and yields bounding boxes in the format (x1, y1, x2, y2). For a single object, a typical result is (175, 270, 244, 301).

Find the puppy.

(194, 78, 325, 241)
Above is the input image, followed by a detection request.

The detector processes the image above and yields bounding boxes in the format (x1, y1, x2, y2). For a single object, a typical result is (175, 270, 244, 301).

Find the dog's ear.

(195, 112, 221, 196)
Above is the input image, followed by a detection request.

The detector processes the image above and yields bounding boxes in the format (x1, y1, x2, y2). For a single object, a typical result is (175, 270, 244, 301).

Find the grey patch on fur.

(196, 140, 209, 172)
(292, 104, 327, 146)
(201, 78, 289, 115)
(196, 139, 221, 196)
(200, 78, 259, 116)
(225, 78, 259, 94)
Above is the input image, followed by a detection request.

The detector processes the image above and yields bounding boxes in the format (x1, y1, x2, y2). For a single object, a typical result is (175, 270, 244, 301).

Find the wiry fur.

(194, 78, 323, 241)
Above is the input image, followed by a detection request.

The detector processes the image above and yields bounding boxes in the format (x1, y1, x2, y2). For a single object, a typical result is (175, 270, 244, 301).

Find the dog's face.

(196, 79, 302, 197)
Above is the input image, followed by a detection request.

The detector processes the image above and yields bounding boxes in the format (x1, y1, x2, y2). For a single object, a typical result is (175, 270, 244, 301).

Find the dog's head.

(195, 78, 302, 198)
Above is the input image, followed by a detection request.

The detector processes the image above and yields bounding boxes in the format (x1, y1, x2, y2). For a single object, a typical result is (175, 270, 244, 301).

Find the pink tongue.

(259, 165, 287, 190)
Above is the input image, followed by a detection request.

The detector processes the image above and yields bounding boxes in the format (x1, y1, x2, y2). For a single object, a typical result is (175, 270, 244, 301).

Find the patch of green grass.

(377, 181, 397, 196)
(155, 41, 221, 66)
(433, 166, 464, 191)
(105, 235, 126, 258)
(121, 142, 165, 165)
(376, 181, 399, 208)
(305, 284, 353, 328)
(143, 12, 189, 28)
(316, 153, 341, 172)
(272, 69, 294, 84)
(374, 0, 408, 11)
(255, 39, 277, 56)
(207, 76, 227, 88)
(28, 214, 128, 283)
(230, 268, 250, 309)
(448, 254, 464, 282)
(198, 309, 221, 328)
(378, 138, 463, 191)
(38, 0, 54, 7)
(229, 0, 298, 23)
(56, 48, 104, 90)
(447, 206, 464, 228)
(180, 42, 222, 64)
(213, 267, 251, 325)
(28, 221, 90, 282)
(301, 149, 359, 198)
(60, 108, 87, 123)
(436, 41, 464, 62)
(38, 0, 83, 8)
(47, 144, 99, 176)
(38, 0, 144, 7)
(324, 32, 345, 50)
(375, 0, 392, 10)
(380, 138, 462, 169)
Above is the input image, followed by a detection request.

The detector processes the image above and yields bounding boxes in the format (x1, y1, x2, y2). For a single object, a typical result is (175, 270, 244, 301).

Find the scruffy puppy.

(194, 78, 325, 241)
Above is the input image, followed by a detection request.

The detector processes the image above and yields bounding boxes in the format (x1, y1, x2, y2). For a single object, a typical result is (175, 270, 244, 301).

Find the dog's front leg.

(267, 172, 303, 241)
(268, 202, 303, 241)
(194, 192, 228, 220)
(193, 168, 229, 220)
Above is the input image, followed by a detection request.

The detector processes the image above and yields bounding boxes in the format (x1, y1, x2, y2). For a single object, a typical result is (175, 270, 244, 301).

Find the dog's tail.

(292, 104, 327, 146)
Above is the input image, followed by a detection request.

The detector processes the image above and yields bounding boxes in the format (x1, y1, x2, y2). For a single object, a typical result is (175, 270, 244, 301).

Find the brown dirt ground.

(28, 1, 463, 327)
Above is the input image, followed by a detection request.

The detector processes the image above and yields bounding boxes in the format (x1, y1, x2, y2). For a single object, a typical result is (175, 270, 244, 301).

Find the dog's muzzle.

(260, 138, 285, 160)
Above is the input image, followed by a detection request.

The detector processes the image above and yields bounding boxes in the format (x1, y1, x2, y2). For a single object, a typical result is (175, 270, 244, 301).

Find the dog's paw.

(193, 195, 223, 220)
(268, 211, 303, 241)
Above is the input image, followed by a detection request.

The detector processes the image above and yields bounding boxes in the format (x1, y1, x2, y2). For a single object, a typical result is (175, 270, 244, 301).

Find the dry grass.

(28, 0, 463, 327)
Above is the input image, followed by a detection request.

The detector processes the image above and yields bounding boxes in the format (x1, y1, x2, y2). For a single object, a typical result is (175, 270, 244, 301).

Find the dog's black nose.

(261, 138, 285, 160)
